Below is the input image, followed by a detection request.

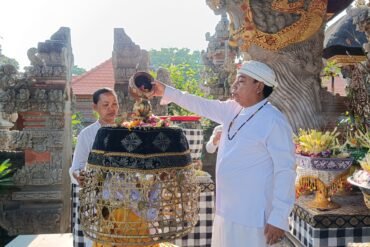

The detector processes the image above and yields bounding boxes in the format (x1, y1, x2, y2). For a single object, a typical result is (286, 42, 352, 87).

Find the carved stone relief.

(0, 130, 31, 150)
(0, 27, 73, 234)
(12, 191, 62, 201)
(13, 162, 62, 186)
(0, 206, 61, 235)
(25, 27, 72, 80)
(202, 13, 237, 99)
(27, 131, 64, 151)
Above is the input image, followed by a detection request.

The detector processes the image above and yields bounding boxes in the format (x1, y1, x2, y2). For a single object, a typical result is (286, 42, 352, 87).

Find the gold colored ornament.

(80, 164, 199, 246)
(230, 0, 328, 51)
(296, 169, 350, 210)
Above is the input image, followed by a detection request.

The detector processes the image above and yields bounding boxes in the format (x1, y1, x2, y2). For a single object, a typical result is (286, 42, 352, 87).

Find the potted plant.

(0, 159, 14, 187)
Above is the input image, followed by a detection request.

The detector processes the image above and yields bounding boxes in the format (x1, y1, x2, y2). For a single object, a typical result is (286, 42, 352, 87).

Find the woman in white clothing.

(70, 88, 119, 247)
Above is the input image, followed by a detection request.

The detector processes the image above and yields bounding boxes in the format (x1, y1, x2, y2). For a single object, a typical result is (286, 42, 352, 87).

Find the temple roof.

(71, 58, 114, 95)
(323, 10, 367, 63)
(327, 0, 354, 20)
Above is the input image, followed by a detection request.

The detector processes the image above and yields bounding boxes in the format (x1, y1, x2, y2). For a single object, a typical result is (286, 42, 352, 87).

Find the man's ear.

(257, 81, 265, 91)
(92, 103, 97, 112)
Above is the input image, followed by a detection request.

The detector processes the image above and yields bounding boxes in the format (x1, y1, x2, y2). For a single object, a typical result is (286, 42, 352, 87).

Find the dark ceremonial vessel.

(79, 126, 199, 246)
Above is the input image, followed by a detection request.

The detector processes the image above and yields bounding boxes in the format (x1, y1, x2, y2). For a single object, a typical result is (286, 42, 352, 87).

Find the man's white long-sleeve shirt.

(69, 121, 101, 186)
(161, 86, 296, 231)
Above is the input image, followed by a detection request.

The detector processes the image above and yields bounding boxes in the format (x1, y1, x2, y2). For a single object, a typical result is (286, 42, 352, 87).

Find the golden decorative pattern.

(80, 163, 199, 246)
(87, 163, 193, 173)
(91, 149, 191, 159)
(328, 55, 367, 66)
(296, 169, 350, 210)
(230, 0, 328, 51)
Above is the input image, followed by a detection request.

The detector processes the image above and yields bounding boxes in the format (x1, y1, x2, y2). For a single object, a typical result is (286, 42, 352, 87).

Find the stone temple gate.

(0, 26, 172, 236)
(0, 27, 73, 234)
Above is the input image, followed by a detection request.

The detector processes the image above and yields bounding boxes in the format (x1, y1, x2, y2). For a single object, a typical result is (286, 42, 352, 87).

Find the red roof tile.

(72, 58, 114, 95)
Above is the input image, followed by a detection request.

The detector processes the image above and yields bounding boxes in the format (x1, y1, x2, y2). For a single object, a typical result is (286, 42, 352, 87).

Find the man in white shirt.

(206, 125, 223, 154)
(151, 60, 296, 247)
(70, 87, 119, 247)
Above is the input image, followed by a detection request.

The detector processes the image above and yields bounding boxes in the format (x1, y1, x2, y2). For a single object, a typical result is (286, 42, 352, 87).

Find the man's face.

(231, 74, 263, 107)
(93, 92, 119, 124)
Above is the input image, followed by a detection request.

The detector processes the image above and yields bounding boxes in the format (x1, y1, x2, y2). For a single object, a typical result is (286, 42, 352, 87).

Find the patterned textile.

(72, 184, 88, 247)
(182, 129, 204, 161)
(289, 194, 370, 247)
(88, 127, 192, 169)
(290, 213, 370, 247)
(88, 152, 191, 169)
(174, 178, 215, 247)
(93, 127, 189, 154)
(292, 194, 370, 228)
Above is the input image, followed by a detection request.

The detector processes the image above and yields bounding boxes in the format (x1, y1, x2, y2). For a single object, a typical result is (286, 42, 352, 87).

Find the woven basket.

(79, 127, 200, 246)
(363, 191, 370, 209)
(347, 170, 370, 209)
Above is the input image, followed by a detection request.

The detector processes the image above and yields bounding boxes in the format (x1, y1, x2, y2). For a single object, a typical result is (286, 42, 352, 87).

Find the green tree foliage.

(149, 48, 203, 80)
(162, 63, 210, 116)
(0, 45, 19, 70)
(322, 60, 340, 79)
(72, 65, 87, 76)
(72, 112, 85, 150)
(149, 48, 211, 126)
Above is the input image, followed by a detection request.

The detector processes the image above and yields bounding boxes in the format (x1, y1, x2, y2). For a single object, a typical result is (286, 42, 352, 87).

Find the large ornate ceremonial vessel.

(80, 126, 199, 246)
(79, 71, 200, 246)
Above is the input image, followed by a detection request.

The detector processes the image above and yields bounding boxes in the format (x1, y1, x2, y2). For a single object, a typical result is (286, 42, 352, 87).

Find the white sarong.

(211, 215, 268, 247)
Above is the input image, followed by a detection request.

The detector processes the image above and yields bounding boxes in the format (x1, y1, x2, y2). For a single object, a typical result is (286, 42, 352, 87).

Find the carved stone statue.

(0, 64, 18, 129)
(346, 7, 370, 128)
(202, 13, 237, 99)
(206, 0, 352, 131)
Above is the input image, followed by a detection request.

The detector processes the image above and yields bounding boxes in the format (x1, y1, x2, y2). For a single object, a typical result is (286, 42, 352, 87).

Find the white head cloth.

(237, 60, 278, 88)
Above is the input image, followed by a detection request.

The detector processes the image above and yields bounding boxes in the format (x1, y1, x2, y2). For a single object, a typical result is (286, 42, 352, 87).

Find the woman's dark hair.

(92, 88, 116, 104)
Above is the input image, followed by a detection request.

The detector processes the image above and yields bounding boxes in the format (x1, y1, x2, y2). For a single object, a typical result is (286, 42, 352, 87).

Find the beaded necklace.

(227, 101, 268, 140)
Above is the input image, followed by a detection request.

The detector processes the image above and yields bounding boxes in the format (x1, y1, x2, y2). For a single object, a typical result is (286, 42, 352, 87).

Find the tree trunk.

(205, 0, 331, 132)
(248, 30, 325, 132)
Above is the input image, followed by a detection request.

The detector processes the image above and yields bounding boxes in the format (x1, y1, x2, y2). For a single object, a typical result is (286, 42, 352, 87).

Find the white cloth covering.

(160, 86, 296, 244)
(212, 215, 268, 247)
(237, 60, 278, 88)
